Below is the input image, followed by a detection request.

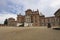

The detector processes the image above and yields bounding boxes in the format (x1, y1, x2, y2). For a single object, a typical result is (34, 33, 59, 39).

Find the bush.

(4, 19, 8, 25)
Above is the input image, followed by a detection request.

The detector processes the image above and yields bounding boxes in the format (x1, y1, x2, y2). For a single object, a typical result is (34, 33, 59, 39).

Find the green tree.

(4, 19, 8, 25)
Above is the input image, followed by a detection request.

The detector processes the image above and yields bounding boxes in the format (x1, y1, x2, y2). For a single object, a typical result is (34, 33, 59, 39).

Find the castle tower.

(25, 9, 32, 15)
(32, 9, 40, 26)
(24, 9, 33, 27)
(7, 18, 17, 26)
(17, 13, 25, 26)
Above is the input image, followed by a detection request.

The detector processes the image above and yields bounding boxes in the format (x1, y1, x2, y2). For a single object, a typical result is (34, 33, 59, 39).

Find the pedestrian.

(47, 23, 51, 28)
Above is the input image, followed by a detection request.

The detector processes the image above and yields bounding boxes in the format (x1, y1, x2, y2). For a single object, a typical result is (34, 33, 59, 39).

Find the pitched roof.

(54, 8, 60, 15)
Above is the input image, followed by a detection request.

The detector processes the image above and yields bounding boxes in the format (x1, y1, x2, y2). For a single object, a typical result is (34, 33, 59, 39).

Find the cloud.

(50, 0, 60, 8)
(0, 0, 60, 24)
(0, 0, 25, 24)
(0, 11, 17, 24)
(37, 0, 60, 17)
(0, 0, 25, 14)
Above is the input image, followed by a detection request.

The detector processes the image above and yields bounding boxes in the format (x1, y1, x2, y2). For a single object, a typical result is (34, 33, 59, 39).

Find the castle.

(7, 9, 60, 27)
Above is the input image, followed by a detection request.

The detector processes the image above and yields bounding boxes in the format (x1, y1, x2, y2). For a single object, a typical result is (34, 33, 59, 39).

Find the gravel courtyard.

(0, 27, 60, 40)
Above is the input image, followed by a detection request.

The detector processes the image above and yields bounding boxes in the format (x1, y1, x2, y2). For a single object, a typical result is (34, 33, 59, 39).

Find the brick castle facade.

(7, 9, 60, 27)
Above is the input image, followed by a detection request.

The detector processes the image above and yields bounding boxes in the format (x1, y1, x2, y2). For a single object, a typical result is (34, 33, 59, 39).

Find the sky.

(0, 0, 60, 24)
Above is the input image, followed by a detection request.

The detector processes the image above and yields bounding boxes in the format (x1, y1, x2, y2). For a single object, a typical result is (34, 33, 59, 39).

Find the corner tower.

(24, 9, 33, 27)
(25, 9, 32, 15)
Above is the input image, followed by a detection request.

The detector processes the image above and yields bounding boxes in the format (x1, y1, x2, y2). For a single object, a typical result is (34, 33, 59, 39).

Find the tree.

(4, 19, 8, 25)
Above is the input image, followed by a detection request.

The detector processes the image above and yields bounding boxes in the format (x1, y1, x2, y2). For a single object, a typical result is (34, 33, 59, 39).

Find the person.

(47, 23, 51, 28)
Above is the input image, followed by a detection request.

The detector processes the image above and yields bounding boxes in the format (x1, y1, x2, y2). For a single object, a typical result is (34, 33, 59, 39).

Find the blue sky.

(0, 0, 60, 24)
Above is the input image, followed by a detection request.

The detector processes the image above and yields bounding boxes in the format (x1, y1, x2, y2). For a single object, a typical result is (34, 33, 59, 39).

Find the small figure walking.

(47, 23, 51, 28)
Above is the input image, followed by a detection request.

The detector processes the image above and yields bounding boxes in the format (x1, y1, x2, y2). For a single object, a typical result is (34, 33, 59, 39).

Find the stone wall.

(7, 9, 60, 27)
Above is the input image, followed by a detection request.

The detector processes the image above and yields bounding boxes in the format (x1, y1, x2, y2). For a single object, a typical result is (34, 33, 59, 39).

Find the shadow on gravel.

(53, 28, 60, 30)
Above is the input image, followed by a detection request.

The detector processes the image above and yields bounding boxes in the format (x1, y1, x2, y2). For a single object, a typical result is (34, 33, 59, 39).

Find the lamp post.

(56, 16, 60, 27)
(59, 16, 60, 27)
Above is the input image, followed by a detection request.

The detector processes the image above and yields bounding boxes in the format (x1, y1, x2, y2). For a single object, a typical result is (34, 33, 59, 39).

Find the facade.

(54, 9, 60, 26)
(7, 18, 17, 26)
(7, 9, 60, 27)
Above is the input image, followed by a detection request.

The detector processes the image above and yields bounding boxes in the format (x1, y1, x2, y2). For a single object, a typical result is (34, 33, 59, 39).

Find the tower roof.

(25, 9, 32, 12)
(8, 18, 15, 20)
(39, 12, 44, 16)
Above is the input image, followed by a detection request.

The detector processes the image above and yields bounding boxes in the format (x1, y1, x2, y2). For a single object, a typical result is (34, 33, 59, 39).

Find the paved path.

(0, 27, 60, 40)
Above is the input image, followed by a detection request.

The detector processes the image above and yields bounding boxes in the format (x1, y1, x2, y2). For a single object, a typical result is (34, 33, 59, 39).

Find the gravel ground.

(0, 27, 60, 40)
